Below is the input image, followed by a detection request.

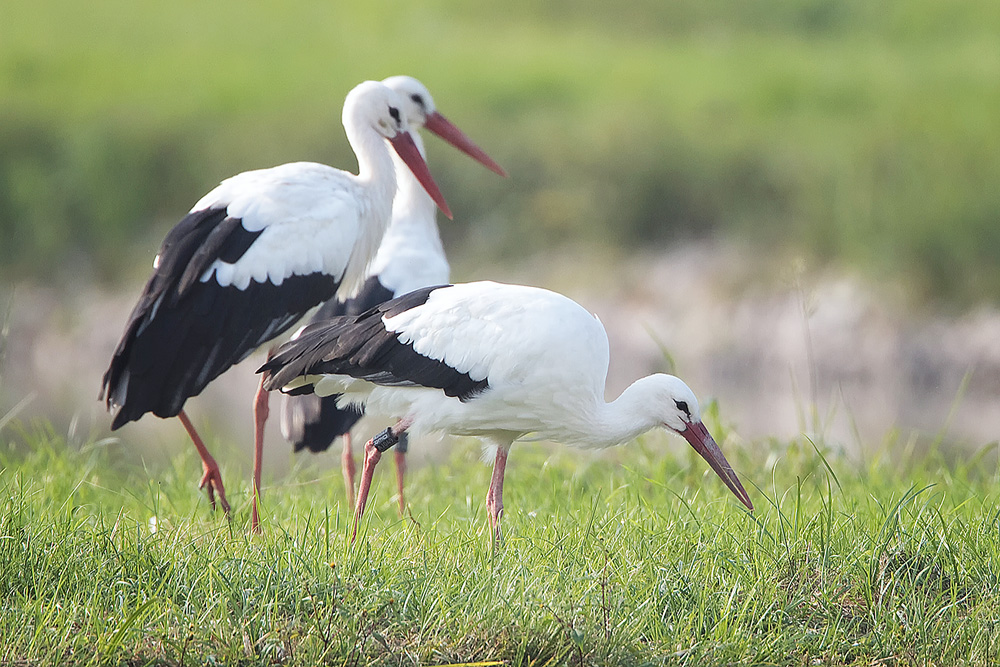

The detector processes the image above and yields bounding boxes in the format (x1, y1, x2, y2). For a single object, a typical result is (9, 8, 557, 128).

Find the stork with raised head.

(280, 75, 507, 514)
(259, 281, 754, 541)
(100, 79, 493, 532)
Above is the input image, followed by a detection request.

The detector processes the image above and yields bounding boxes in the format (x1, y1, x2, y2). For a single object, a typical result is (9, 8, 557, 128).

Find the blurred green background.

(2, 0, 999, 302)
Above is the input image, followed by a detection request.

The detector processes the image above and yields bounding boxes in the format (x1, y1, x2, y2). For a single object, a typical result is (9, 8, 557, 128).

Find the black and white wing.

(101, 162, 363, 428)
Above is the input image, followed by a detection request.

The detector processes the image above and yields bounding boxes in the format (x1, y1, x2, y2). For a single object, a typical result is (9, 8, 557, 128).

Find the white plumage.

(261, 281, 754, 541)
(192, 164, 367, 291)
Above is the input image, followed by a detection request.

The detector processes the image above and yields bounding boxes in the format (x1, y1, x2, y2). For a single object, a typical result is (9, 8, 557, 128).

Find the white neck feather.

(537, 376, 662, 450)
(584, 376, 663, 447)
(339, 119, 399, 295)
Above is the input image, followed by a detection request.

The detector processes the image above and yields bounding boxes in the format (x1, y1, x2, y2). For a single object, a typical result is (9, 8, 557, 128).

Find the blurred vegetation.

(2, 0, 999, 302)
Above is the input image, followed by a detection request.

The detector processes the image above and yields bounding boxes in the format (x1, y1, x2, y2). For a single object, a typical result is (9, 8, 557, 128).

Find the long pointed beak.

(424, 111, 508, 178)
(389, 131, 453, 219)
(680, 421, 753, 511)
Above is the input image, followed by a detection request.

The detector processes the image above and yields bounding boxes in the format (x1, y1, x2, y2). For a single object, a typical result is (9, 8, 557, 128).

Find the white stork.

(259, 281, 754, 541)
(100, 79, 484, 532)
(279, 75, 507, 515)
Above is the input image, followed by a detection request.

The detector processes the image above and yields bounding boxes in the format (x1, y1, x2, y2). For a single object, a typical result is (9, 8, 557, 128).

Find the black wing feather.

(101, 207, 339, 428)
(259, 285, 489, 402)
(279, 392, 363, 453)
(279, 275, 397, 453)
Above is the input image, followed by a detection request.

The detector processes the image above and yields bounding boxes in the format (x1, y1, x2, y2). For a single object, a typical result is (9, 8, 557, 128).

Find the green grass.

(1, 417, 998, 665)
(3, 1, 1000, 302)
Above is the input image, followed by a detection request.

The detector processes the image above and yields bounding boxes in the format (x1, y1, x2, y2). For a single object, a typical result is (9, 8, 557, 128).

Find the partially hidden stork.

(259, 281, 754, 541)
(101, 79, 489, 532)
(279, 76, 507, 514)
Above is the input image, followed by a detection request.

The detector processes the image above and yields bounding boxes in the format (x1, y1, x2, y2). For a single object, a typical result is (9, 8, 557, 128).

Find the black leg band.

(371, 427, 399, 452)
(395, 432, 409, 454)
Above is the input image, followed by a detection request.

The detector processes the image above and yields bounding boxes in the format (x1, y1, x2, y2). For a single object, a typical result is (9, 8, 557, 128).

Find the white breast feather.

(368, 138, 449, 295)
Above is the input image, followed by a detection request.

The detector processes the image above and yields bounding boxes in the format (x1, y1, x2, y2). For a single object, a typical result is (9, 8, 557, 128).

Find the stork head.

(343, 80, 412, 140)
(382, 75, 508, 177)
(342, 80, 452, 218)
(381, 76, 437, 130)
(651, 374, 754, 511)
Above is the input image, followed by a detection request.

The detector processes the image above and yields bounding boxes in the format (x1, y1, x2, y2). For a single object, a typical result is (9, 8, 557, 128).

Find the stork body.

(280, 76, 506, 513)
(260, 281, 754, 540)
(101, 80, 455, 532)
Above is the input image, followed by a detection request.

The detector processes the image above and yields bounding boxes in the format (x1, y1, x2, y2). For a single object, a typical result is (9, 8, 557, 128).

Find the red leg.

(394, 447, 407, 517)
(341, 432, 356, 509)
(250, 374, 269, 534)
(485, 447, 508, 541)
(178, 409, 230, 515)
(351, 419, 412, 543)
(351, 438, 383, 543)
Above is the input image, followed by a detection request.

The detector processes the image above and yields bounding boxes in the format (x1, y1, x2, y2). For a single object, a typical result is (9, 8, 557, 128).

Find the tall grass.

(1, 417, 998, 665)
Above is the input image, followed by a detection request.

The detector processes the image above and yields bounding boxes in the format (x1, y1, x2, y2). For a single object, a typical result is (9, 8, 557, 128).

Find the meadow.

(3, 2, 1000, 665)
(1, 413, 998, 665)
(2, 0, 1000, 302)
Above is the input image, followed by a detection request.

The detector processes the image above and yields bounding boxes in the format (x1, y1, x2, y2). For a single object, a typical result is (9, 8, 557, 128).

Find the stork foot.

(179, 409, 230, 517)
(199, 465, 231, 516)
(486, 497, 504, 542)
(251, 496, 261, 535)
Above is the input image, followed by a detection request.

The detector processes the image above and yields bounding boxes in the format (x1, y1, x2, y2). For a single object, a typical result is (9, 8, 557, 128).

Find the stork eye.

(388, 106, 401, 123)
(674, 400, 690, 417)
(410, 93, 425, 107)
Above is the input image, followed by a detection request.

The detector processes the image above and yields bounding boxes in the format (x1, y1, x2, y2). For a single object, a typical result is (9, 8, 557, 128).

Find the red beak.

(680, 421, 753, 511)
(424, 111, 508, 178)
(389, 131, 453, 219)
